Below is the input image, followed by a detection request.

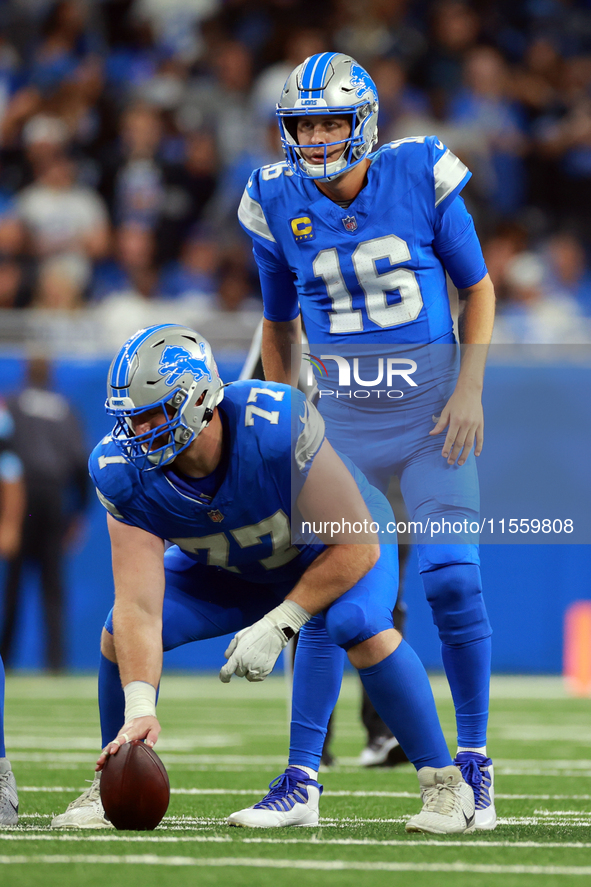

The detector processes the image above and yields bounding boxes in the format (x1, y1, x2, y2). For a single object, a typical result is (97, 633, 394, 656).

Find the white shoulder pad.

(434, 148, 469, 207)
(295, 399, 325, 472)
(238, 189, 276, 243)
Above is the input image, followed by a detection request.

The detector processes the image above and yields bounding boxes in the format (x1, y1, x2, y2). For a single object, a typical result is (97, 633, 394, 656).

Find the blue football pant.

(317, 396, 492, 747)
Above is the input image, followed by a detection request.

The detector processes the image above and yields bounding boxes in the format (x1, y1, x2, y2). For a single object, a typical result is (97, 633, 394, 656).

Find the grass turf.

(2, 672, 591, 887)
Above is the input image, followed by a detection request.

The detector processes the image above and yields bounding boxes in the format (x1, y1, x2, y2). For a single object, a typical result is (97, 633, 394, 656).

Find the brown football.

(100, 739, 170, 830)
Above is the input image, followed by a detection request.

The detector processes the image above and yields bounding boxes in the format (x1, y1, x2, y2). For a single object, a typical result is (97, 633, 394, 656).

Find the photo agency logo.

(303, 353, 418, 399)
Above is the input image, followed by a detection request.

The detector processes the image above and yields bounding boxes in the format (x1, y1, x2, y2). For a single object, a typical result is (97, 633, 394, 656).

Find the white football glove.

(219, 600, 311, 683)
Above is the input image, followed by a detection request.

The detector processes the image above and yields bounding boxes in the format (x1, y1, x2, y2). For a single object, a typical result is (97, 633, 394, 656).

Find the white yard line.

(16, 786, 591, 802)
(11, 814, 591, 828)
(3, 834, 591, 850)
(1, 855, 591, 874)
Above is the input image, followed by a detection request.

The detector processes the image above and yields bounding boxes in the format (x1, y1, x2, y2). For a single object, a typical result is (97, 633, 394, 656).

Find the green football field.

(2, 672, 590, 887)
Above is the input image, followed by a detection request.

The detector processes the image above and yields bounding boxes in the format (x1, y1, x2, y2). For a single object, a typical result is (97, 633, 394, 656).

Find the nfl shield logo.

(342, 215, 358, 232)
(208, 509, 224, 523)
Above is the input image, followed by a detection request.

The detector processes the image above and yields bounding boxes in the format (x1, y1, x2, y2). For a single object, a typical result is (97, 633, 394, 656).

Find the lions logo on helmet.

(349, 63, 377, 101)
(276, 52, 379, 182)
(158, 343, 213, 387)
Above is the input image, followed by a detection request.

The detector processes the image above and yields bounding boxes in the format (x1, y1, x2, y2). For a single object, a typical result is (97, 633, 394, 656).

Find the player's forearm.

(261, 317, 301, 385)
(107, 515, 165, 690)
(457, 273, 496, 391)
(286, 543, 380, 616)
(112, 600, 163, 690)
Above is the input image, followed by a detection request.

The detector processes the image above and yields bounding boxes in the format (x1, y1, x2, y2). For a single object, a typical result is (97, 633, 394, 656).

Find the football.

(100, 739, 170, 830)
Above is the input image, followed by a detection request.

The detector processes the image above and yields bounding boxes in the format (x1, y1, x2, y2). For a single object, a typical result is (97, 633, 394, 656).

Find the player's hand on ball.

(219, 615, 291, 683)
(96, 716, 161, 771)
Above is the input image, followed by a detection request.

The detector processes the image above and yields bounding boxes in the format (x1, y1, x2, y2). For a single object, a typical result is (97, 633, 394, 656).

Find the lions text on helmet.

(106, 324, 224, 471)
(277, 52, 378, 182)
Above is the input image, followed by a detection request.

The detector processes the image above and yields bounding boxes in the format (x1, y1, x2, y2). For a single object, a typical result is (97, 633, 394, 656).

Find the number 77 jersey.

(239, 136, 475, 345)
(89, 380, 388, 584)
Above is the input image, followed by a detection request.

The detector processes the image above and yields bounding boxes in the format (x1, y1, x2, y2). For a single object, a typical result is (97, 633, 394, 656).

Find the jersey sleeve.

(253, 240, 300, 323)
(433, 196, 488, 290)
(292, 393, 326, 478)
(237, 170, 284, 261)
(429, 137, 471, 217)
(89, 439, 136, 526)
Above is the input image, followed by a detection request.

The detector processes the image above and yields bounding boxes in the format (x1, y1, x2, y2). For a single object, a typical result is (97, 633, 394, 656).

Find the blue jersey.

(238, 136, 486, 346)
(89, 380, 389, 584)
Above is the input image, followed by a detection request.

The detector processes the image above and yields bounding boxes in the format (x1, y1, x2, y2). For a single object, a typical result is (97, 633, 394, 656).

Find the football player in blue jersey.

(0, 400, 24, 826)
(51, 323, 476, 834)
(236, 52, 496, 830)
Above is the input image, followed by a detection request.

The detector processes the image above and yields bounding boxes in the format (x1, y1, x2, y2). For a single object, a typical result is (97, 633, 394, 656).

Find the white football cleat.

(405, 764, 475, 835)
(227, 767, 322, 828)
(454, 751, 497, 830)
(0, 759, 18, 826)
(51, 772, 113, 829)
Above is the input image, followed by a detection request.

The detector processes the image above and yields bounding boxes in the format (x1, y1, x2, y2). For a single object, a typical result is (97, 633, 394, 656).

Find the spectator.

(0, 357, 89, 671)
(543, 232, 591, 316)
(29, 1, 101, 95)
(91, 221, 159, 301)
(449, 45, 527, 218)
(35, 252, 89, 310)
(370, 56, 429, 139)
(180, 40, 257, 168)
(0, 213, 32, 308)
(159, 227, 219, 301)
(101, 103, 165, 227)
(17, 154, 109, 296)
(493, 251, 587, 344)
(414, 0, 480, 100)
(332, 0, 426, 69)
(155, 130, 218, 265)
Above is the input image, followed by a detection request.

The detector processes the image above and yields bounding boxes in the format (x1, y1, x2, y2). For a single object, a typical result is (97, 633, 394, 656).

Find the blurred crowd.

(0, 0, 590, 342)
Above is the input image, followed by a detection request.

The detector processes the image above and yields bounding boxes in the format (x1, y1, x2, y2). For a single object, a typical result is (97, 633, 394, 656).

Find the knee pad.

(421, 563, 491, 646)
(324, 599, 393, 651)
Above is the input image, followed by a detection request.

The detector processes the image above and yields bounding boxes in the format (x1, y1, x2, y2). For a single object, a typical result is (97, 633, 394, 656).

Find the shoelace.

(68, 778, 101, 809)
(456, 758, 490, 808)
(422, 783, 459, 816)
(254, 771, 309, 810)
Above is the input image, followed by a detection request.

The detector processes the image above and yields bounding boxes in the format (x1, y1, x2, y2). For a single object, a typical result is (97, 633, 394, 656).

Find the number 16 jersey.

(238, 136, 487, 346)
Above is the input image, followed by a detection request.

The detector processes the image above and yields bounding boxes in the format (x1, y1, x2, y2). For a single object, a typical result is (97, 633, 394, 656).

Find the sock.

(290, 765, 318, 780)
(457, 746, 487, 756)
(441, 636, 491, 748)
(0, 654, 5, 757)
(288, 618, 346, 771)
(358, 640, 452, 771)
(98, 653, 125, 747)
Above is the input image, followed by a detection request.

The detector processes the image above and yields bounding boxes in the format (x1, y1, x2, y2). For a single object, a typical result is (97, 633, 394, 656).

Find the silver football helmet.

(277, 52, 379, 181)
(106, 324, 224, 471)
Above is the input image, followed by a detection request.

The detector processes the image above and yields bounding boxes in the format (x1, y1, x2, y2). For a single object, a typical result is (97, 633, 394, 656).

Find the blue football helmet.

(277, 52, 379, 181)
(106, 324, 224, 471)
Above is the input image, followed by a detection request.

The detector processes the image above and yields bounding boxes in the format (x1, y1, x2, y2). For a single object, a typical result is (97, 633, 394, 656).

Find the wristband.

(269, 600, 311, 641)
(124, 681, 157, 721)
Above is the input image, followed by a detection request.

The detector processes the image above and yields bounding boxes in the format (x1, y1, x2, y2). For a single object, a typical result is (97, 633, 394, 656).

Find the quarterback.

(50, 324, 476, 834)
(237, 52, 496, 829)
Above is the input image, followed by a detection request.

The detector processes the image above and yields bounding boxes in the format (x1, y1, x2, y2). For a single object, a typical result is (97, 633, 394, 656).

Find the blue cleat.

(227, 767, 323, 828)
(454, 751, 497, 830)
